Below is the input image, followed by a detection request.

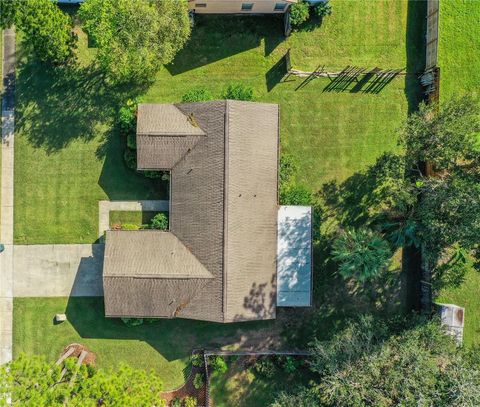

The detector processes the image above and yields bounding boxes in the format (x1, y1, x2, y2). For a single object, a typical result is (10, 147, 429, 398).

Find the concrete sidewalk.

(14, 244, 105, 297)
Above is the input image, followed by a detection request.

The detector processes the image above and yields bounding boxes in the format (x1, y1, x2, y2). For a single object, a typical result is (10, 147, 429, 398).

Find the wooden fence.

(425, 0, 440, 70)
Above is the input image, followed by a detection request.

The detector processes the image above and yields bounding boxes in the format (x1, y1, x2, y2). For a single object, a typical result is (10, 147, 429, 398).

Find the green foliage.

(120, 224, 141, 231)
(183, 396, 198, 407)
(121, 317, 143, 326)
(79, 0, 190, 83)
(127, 133, 137, 150)
(118, 99, 138, 135)
(253, 358, 277, 378)
(182, 88, 214, 103)
(193, 372, 204, 390)
(281, 356, 298, 374)
(150, 213, 169, 230)
(123, 148, 137, 170)
(190, 353, 204, 367)
(171, 397, 182, 407)
(433, 246, 473, 291)
(332, 228, 391, 282)
(279, 153, 297, 186)
(289, 1, 310, 27)
(222, 83, 254, 101)
(280, 184, 312, 205)
(210, 356, 228, 373)
(142, 170, 168, 180)
(315, 1, 333, 18)
(0, 0, 18, 28)
(12, 0, 77, 64)
(0, 354, 165, 406)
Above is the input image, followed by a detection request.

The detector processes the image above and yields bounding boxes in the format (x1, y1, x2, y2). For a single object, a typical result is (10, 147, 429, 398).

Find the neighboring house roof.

(103, 100, 279, 322)
(277, 205, 312, 307)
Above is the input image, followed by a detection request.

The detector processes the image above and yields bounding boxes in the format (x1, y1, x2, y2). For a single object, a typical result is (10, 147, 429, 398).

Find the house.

(188, 0, 298, 14)
(102, 100, 312, 323)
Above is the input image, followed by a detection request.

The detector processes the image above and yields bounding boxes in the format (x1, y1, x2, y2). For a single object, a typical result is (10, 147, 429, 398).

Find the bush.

(121, 224, 140, 231)
(124, 148, 137, 170)
(121, 317, 143, 327)
(118, 99, 138, 135)
(182, 88, 213, 103)
(127, 133, 137, 150)
(210, 356, 228, 373)
(280, 184, 312, 205)
(142, 170, 167, 179)
(193, 373, 204, 390)
(222, 83, 254, 101)
(290, 1, 310, 27)
(150, 213, 169, 230)
(183, 396, 198, 407)
(279, 153, 298, 186)
(253, 358, 276, 378)
(171, 397, 182, 407)
(190, 354, 204, 367)
(315, 1, 332, 18)
(282, 356, 298, 374)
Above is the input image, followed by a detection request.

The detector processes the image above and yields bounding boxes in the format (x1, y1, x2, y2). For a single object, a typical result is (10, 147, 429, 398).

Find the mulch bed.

(61, 343, 97, 366)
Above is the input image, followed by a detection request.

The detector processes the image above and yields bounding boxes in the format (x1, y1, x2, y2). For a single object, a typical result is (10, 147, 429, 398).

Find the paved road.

(0, 27, 15, 365)
(14, 244, 104, 297)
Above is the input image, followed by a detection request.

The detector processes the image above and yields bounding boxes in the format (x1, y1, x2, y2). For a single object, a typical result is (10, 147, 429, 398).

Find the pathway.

(98, 199, 169, 237)
(0, 28, 15, 365)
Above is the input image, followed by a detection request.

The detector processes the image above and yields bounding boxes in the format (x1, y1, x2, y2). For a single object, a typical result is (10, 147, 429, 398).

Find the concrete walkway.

(14, 244, 104, 297)
(98, 199, 169, 237)
(0, 28, 15, 365)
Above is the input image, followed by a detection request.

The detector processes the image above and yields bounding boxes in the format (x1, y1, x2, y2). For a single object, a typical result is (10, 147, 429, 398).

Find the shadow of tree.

(166, 15, 284, 76)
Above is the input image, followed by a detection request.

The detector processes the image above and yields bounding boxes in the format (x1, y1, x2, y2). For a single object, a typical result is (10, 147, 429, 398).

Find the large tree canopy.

(0, 355, 166, 406)
(0, 0, 76, 64)
(272, 317, 480, 407)
(79, 0, 191, 83)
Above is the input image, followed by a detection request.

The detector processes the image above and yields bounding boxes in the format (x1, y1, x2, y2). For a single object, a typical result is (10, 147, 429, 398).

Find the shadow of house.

(69, 245, 105, 297)
(165, 15, 284, 76)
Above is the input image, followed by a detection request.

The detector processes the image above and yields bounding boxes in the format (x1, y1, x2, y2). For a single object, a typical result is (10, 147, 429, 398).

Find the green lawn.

(109, 210, 161, 228)
(438, 0, 480, 100)
(434, 0, 480, 347)
(13, 297, 279, 390)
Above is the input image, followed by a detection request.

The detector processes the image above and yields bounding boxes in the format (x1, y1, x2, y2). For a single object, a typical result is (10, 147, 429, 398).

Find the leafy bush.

(282, 356, 298, 374)
(124, 148, 137, 170)
(191, 354, 204, 367)
(171, 397, 182, 407)
(280, 184, 312, 205)
(118, 99, 138, 135)
(222, 83, 254, 101)
(127, 133, 137, 150)
(210, 356, 228, 373)
(121, 317, 143, 327)
(182, 88, 213, 103)
(150, 213, 169, 230)
(290, 1, 310, 27)
(332, 228, 392, 282)
(193, 373, 204, 390)
(315, 1, 332, 18)
(253, 358, 276, 378)
(183, 396, 198, 407)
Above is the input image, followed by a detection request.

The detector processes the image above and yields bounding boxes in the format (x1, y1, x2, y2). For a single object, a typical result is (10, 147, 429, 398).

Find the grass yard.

(13, 297, 280, 390)
(438, 0, 480, 100)
(109, 210, 161, 228)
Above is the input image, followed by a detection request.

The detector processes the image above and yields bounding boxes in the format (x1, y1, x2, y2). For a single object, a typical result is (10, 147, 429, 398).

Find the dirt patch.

(61, 343, 96, 366)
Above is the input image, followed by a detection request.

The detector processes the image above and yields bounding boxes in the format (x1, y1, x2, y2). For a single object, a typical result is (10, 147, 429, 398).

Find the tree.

(0, 354, 166, 406)
(332, 228, 391, 282)
(1, 0, 77, 64)
(79, 0, 191, 83)
(289, 1, 310, 27)
(271, 316, 480, 407)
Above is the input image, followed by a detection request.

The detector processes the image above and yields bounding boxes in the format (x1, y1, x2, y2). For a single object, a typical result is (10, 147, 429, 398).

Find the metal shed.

(277, 205, 313, 307)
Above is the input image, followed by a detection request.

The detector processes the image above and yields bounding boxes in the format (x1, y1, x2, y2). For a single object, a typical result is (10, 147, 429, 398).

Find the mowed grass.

(13, 297, 279, 390)
(438, 0, 480, 100)
(435, 1, 480, 347)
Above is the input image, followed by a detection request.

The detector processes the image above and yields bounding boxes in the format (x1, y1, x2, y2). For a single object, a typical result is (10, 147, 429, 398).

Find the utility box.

(436, 303, 465, 345)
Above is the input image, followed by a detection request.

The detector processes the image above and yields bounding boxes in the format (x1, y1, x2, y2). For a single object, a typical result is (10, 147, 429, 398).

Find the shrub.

(127, 133, 137, 150)
(279, 153, 298, 186)
(142, 170, 165, 179)
(124, 148, 137, 170)
(118, 99, 138, 135)
(150, 213, 169, 230)
(193, 373, 204, 389)
(182, 88, 213, 103)
(190, 354, 204, 367)
(280, 184, 312, 205)
(121, 317, 143, 327)
(222, 83, 254, 101)
(290, 1, 310, 27)
(121, 224, 140, 231)
(210, 356, 228, 373)
(315, 1, 332, 18)
(253, 358, 276, 378)
(171, 397, 182, 407)
(282, 356, 298, 373)
(183, 396, 198, 407)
